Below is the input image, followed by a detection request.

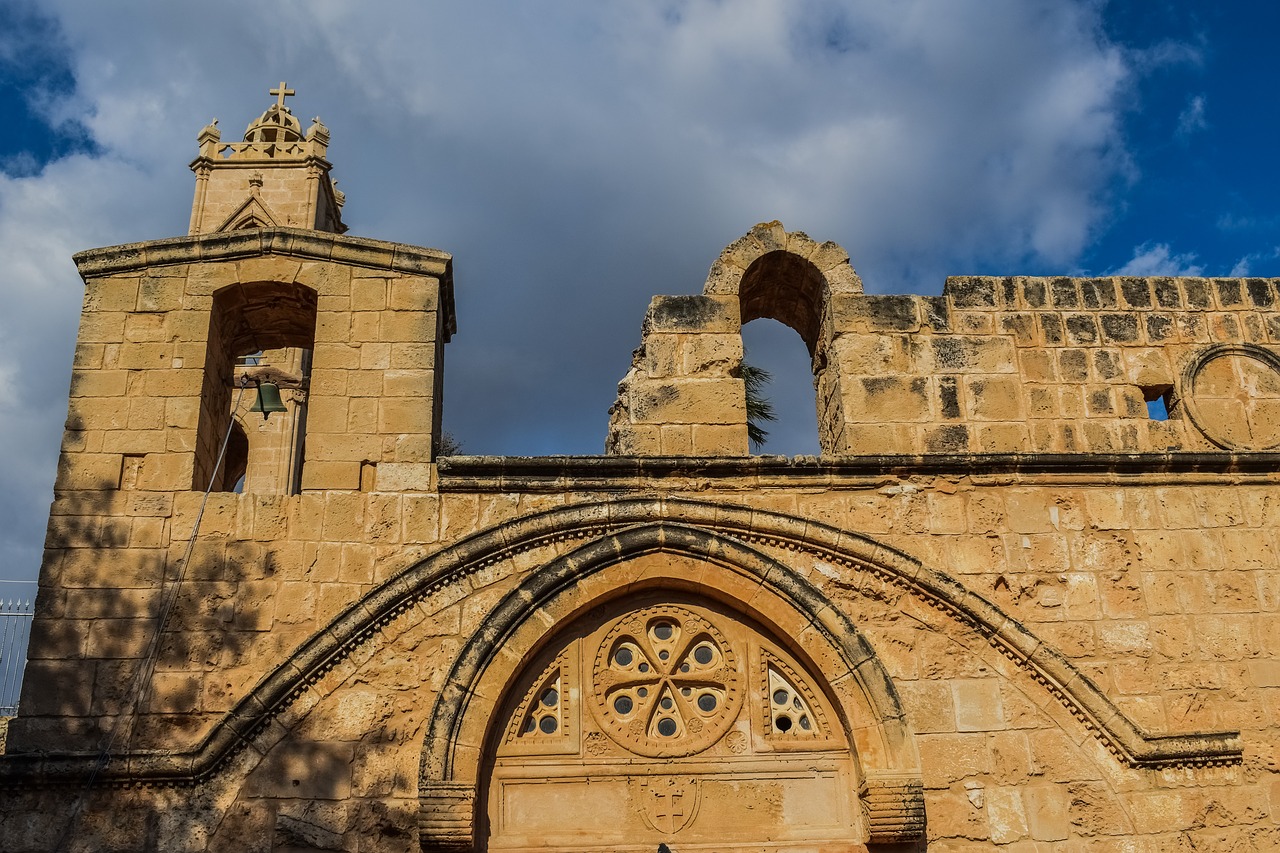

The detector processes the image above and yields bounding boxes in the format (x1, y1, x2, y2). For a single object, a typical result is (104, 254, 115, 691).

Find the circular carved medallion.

(589, 604, 742, 757)
(1183, 344, 1280, 450)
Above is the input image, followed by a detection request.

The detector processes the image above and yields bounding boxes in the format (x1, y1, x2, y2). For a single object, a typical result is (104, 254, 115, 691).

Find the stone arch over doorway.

(418, 522, 926, 851)
(0, 499, 1238, 805)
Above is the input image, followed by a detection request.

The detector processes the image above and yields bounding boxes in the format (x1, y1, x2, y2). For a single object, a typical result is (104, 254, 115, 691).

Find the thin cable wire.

(53, 384, 249, 853)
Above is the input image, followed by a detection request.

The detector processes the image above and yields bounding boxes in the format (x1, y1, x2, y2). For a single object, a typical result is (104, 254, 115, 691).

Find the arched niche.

(418, 523, 925, 852)
(704, 221, 863, 356)
(739, 251, 827, 355)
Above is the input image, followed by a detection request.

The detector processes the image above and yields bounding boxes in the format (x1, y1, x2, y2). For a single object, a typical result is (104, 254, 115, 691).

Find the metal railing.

(0, 594, 34, 716)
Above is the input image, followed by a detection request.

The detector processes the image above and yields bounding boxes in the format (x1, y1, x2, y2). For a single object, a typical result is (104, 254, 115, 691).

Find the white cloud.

(1125, 37, 1203, 75)
(1111, 242, 1204, 276)
(1228, 247, 1280, 277)
(1176, 94, 1207, 138)
(0, 0, 1156, 574)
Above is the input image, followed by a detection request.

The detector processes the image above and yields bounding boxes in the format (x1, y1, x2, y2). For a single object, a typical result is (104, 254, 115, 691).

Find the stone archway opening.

(419, 521, 926, 852)
(737, 250, 827, 357)
(736, 250, 827, 456)
(197, 281, 316, 493)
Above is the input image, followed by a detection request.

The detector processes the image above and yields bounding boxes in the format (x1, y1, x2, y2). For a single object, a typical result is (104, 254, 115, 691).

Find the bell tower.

(8, 85, 454, 753)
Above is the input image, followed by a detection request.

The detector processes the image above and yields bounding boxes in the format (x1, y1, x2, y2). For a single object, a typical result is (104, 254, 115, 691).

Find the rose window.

(589, 605, 743, 757)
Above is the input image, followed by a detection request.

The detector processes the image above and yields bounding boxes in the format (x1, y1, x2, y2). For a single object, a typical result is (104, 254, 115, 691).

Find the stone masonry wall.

(605, 294, 749, 455)
(829, 272, 1280, 455)
(9, 228, 454, 751)
(607, 222, 1280, 459)
(4, 469, 1277, 850)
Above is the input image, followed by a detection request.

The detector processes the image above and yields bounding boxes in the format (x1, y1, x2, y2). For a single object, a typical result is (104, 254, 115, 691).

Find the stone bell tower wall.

(9, 228, 453, 750)
(188, 84, 346, 236)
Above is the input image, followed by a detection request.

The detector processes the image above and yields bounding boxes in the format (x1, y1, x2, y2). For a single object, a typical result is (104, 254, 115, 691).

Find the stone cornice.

(436, 451, 1280, 491)
(72, 227, 452, 279)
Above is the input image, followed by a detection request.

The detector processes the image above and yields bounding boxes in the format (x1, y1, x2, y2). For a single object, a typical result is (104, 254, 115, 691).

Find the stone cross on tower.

(269, 81, 296, 108)
(187, 82, 347, 235)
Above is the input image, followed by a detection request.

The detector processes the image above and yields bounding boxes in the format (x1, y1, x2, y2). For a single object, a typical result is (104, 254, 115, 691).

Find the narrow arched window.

(736, 251, 827, 455)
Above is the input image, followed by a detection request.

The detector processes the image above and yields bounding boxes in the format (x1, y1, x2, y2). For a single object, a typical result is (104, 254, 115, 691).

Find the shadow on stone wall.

(18, 474, 260, 751)
(2, 467, 376, 851)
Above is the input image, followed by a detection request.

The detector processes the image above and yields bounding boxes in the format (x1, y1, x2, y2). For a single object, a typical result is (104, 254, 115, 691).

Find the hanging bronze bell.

(249, 381, 287, 419)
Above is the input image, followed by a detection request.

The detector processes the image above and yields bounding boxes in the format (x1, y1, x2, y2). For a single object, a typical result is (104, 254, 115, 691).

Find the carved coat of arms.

(636, 776, 701, 835)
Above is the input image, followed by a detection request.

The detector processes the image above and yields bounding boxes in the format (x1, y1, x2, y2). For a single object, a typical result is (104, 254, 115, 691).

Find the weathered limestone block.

(627, 377, 745, 425)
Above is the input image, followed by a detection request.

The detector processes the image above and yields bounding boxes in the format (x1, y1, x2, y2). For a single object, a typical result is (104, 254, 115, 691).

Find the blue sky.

(0, 1, 1277, 581)
(1082, 4, 1280, 279)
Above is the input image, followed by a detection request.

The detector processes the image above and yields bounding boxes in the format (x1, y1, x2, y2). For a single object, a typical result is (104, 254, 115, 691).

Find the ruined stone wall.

(827, 272, 1280, 455)
(605, 294, 749, 455)
(608, 221, 1280, 459)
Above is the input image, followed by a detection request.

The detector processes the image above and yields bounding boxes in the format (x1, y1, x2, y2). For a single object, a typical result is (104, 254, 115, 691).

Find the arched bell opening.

(738, 250, 827, 357)
(702, 225, 864, 457)
(419, 523, 925, 852)
(196, 281, 316, 493)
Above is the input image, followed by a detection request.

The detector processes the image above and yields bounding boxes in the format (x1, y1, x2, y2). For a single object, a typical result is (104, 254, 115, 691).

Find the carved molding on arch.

(418, 523, 925, 851)
(861, 773, 927, 844)
(0, 497, 1242, 798)
(417, 781, 474, 853)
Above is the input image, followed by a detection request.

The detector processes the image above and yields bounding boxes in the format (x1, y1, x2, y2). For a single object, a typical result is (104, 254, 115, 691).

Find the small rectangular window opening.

(1141, 385, 1173, 421)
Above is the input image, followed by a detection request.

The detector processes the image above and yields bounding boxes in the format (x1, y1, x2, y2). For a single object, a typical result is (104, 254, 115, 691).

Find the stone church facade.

(0, 88, 1276, 851)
